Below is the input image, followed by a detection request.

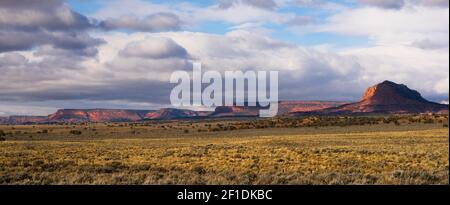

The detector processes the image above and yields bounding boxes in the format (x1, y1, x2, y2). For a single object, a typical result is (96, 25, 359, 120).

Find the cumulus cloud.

(0, 0, 448, 115)
(341, 45, 448, 99)
(0, 0, 92, 31)
(189, 3, 291, 25)
(434, 78, 450, 94)
(119, 37, 189, 59)
(0, 0, 103, 54)
(1, 31, 363, 108)
(93, 31, 450, 104)
(99, 13, 182, 32)
(1, 29, 448, 115)
(0, 51, 85, 91)
(92, 0, 295, 28)
(314, 6, 449, 50)
(0, 32, 193, 110)
(102, 31, 444, 103)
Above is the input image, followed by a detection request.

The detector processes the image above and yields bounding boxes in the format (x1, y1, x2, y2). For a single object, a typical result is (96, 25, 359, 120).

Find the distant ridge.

(0, 101, 347, 124)
(0, 116, 48, 124)
(0, 81, 448, 124)
(144, 108, 210, 120)
(48, 109, 152, 122)
(210, 101, 348, 117)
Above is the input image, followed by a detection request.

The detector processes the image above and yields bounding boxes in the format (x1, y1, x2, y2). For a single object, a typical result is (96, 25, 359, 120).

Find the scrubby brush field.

(0, 115, 448, 185)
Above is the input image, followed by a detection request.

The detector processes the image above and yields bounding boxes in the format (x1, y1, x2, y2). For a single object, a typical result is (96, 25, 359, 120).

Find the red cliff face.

(279, 101, 348, 114)
(321, 81, 449, 114)
(210, 106, 260, 117)
(359, 81, 428, 106)
(210, 101, 349, 117)
(45, 108, 215, 122)
(47, 109, 150, 122)
(144, 108, 210, 120)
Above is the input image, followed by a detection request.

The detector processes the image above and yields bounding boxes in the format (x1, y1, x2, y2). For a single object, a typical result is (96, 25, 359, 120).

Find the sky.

(0, 0, 449, 116)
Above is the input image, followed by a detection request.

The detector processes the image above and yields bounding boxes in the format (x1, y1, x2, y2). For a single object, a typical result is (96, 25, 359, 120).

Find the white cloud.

(1, 28, 448, 115)
(92, 0, 299, 29)
(434, 78, 450, 94)
(341, 45, 449, 97)
(303, 5, 449, 99)
(0, 0, 448, 115)
(119, 37, 188, 59)
(94, 31, 372, 102)
(315, 6, 449, 48)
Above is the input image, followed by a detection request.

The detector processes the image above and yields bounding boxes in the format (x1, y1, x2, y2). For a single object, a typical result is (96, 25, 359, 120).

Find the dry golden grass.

(0, 118, 448, 185)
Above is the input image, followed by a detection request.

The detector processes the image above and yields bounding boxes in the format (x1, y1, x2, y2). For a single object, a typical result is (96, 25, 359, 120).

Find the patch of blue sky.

(192, 21, 232, 34)
(277, 0, 358, 20)
(66, 0, 105, 15)
(278, 8, 337, 24)
(67, 0, 217, 15)
(67, 0, 370, 48)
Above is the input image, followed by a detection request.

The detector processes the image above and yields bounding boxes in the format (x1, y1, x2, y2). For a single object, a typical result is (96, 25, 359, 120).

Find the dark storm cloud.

(0, 0, 92, 31)
(0, 0, 102, 54)
(0, 1, 186, 54)
(0, 30, 104, 55)
(0, 53, 84, 88)
(0, 78, 175, 105)
(0, 37, 193, 106)
(0, 52, 176, 105)
(34, 45, 100, 58)
(99, 12, 183, 32)
(0, 0, 61, 9)
(218, 0, 278, 10)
